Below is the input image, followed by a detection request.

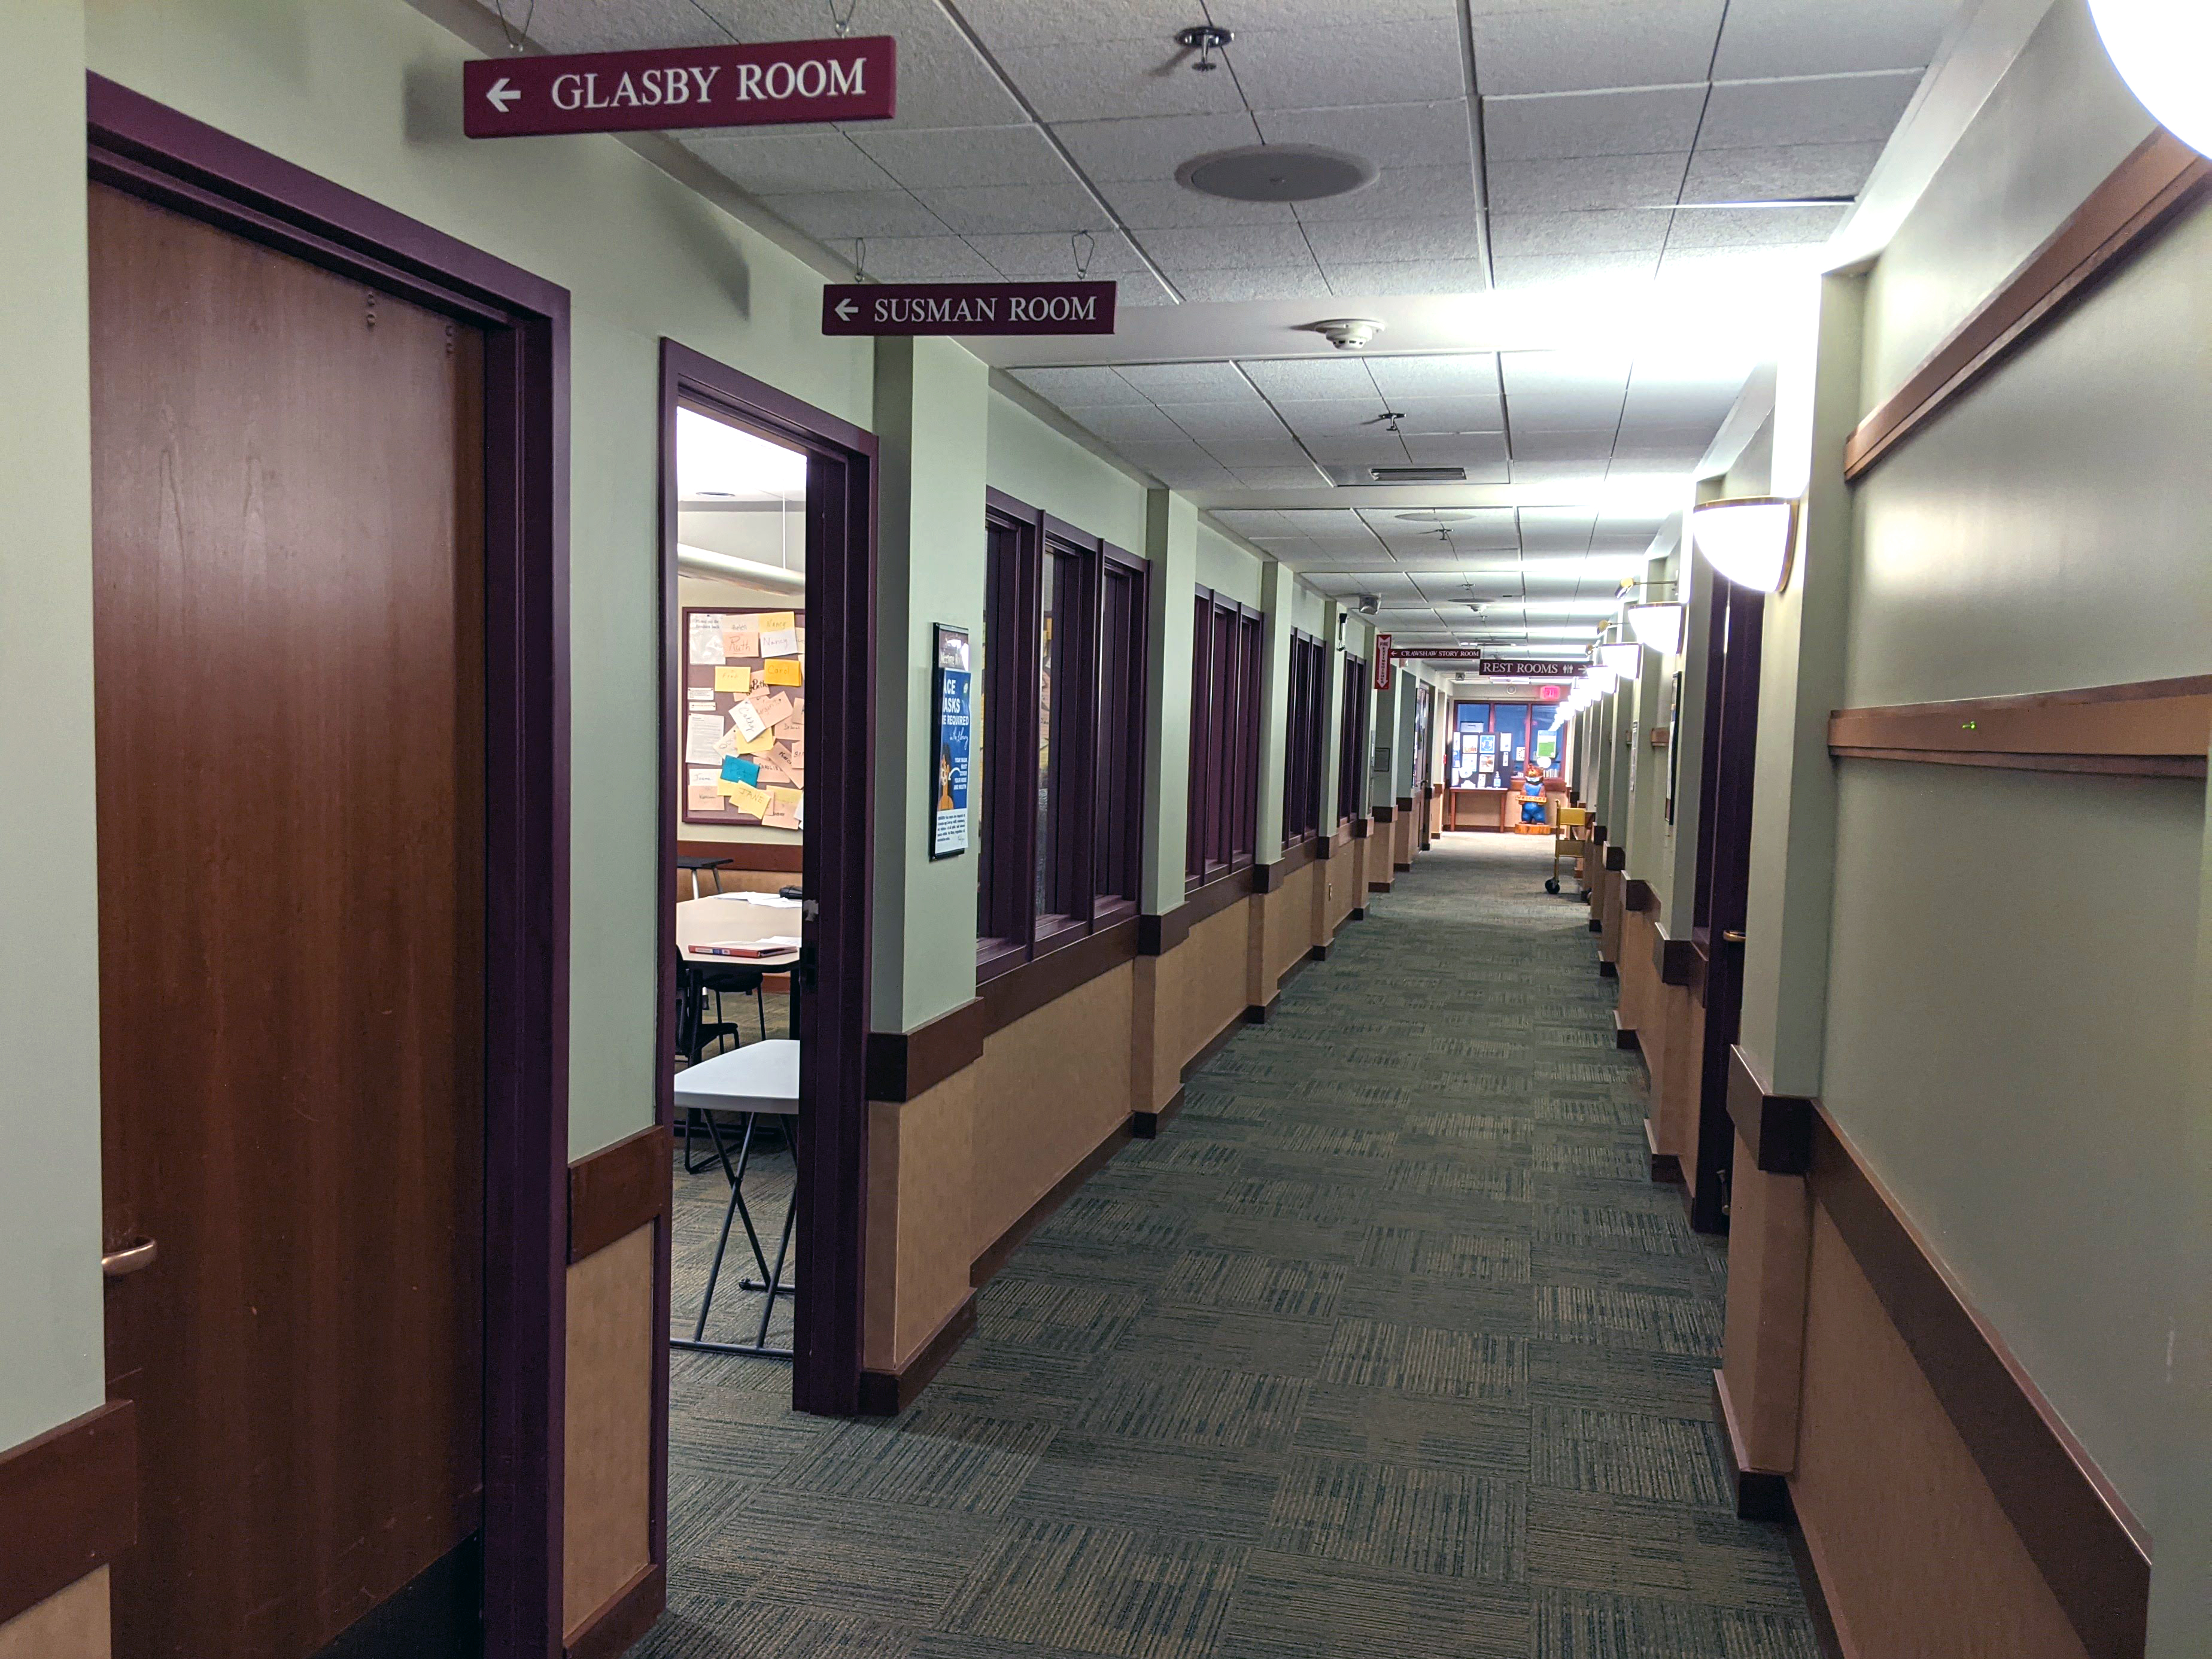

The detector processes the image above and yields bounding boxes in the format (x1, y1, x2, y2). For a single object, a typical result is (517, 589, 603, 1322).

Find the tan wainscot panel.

(1648, 978, 1697, 1166)
(1718, 1144, 1809, 1472)
(1791, 1202, 2087, 1659)
(563, 1224, 655, 1639)
(971, 962, 1135, 1260)
(1167, 898, 1252, 1073)
(0, 1567, 110, 1659)
(1251, 863, 1315, 1004)
(1617, 905, 1656, 1040)
(865, 1063, 977, 1371)
(1674, 992, 1707, 1200)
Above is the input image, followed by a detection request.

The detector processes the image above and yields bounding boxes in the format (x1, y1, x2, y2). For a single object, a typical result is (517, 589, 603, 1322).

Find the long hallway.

(648, 835, 1819, 1659)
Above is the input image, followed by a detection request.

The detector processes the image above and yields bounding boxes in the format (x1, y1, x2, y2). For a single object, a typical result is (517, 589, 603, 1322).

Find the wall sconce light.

(1691, 496, 1800, 594)
(1625, 600, 1686, 654)
(2089, 0, 2212, 157)
(1583, 663, 1619, 695)
(1595, 640, 1642, 677)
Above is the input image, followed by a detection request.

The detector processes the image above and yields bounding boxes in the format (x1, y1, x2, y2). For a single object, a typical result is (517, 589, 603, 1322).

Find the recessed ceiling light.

(1178, 144, 1377, 204)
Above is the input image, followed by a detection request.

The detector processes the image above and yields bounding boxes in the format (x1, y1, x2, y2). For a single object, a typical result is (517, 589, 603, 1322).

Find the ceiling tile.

(1620, 380, 1744, 427)
(1293, 166, 1480, 223)
(1141, 222, 1318, 269)
(1490, 250, 1660, 290)
(909, 180, 1107, 233)
(1076, 404, 1196, 442)
(1662, 203, 1848, 247)
(1503, 350, 1634, 395)
(1053, 112, 1266, 182)
(1093, 178, 1300, 228)
(1300, 433, 1415, 465)
(1324, 259, 1493, 297)
(838, 235, 1001, 279)
(964, 229, 1154, 276)
(1116, 271, 1184, 305)
(1655, 244, 1825, 282)
(1116, 361, 1259, 400)
(1468, 1, 1729, 97)
(952, 0, 1195, 48)
(1202, 440, 1317, 468)
(1611, 441, 1713, 469)
(1711, 0, 1958, 79)
(525, 0, 734, 53)
(1481, 84, 1707, 160)
(1363, 506, 1520, 543)
(1011, 367, 1151, 406)
(1253, 101, 1476, 168)
(852, 124, 1074, 190)
(1700, 71, 1923, 150)
(1168, 265, 1333, 301)
(723, 0, 1026, 128)
(1232, 466, 1332, 488)
(1238, 357, 1382, 401)
(1223, 17, 1469, 110)
(1509, 390, 1627, 433)
(1276, 399, 1403, 437)
(762, 189, 949, 239)
(1393, 394, 1507, 433)
(682, 132, 898, 195)
(1158, 400, 1299, 440)
(1300, 217, 1485, 263)
(1488, 209, 1673, 256)
(1681, 141, 1885, 202)
(1487, 153, 1690, 212)
(993, 38, 1248, 122)
(1366, 354, 1502, 398)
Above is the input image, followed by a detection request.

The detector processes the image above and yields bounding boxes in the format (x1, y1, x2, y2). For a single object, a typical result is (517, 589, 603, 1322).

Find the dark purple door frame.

(655, 342, 877, 1420)
(86, 77, 573, 1659)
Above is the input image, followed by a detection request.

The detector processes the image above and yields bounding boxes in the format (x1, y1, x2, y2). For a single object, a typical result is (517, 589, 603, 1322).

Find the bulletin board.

(681, 606, 806, 829)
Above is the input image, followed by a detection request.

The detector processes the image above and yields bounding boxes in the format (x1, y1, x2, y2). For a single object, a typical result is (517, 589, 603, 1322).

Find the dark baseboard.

(1244, 992, 1279, 1025)
(1350, 906, 1367, 920)
(971, 1120, 1132, 1287)
(1644, 1119, 1681, 1183)
(1310, 942, 1331, 962)
(1612, 1010, 1637, 1050)
(319, 1535, 481, 1659)
(563, 1561, 664, 1659)
(1393, 861, 1412, 873)
(858, 1293, 977, 1417)
(1587, 916, 1602, 933)
(1132, 1089, 1184, 1140)
(0, 1400, 137, 1627)
(1368, 880, 1393, 894)
(1597, 959, 1617, 979)
(1712, 1371, 1794, 1524)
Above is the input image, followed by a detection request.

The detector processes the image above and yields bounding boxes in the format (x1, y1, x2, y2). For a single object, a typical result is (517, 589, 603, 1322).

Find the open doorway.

(654, 343, 874, 1448)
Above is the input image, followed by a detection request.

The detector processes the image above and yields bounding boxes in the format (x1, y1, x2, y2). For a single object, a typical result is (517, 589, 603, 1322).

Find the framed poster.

(681, 605, 806, 828)
(930, 624, 971, 859)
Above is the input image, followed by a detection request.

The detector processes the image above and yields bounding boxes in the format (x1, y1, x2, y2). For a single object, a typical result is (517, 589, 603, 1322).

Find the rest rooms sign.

(822, 281, 1118, 337)
(463, 37, 895, 138)
(1480, 658, 1588, 680)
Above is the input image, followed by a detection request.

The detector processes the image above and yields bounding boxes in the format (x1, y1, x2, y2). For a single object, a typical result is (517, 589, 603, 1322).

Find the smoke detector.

(1356, 593, 1380, 616)
(1303, 317, 1385, 351)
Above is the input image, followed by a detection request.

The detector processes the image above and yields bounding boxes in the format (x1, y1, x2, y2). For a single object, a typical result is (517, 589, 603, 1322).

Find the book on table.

(691, 936, 801, 958)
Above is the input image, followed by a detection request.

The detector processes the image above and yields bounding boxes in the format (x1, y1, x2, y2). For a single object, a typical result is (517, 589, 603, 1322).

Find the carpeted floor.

(644, 834, 1820, 1658)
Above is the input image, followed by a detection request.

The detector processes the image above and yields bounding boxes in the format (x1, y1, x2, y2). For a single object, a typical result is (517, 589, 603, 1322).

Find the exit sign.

(463, 37, 895, 138)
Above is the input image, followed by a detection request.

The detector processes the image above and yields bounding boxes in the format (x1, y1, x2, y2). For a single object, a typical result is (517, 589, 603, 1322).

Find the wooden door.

(90, 184, 488, 1659)
(1687, 575, 1764, 1234)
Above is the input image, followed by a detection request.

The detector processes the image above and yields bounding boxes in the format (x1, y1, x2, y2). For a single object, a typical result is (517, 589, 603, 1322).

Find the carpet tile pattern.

(643, 835, 1818, 1658)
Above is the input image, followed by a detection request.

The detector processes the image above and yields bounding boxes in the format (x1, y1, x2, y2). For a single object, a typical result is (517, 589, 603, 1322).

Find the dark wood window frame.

(1283, 629, 1327, 846)
(1186, 586, 1264, 889)
(1336, 652, 1370, 825)
(976, 488, 1148, 983)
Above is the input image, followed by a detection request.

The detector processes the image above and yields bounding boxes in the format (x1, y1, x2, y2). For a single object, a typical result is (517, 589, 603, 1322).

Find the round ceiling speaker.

(1177, 144, 1377, 203)
(1396, 510, 1476, 523)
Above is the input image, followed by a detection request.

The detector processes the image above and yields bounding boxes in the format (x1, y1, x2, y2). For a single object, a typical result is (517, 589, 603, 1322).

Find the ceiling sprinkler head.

(1177, 24, 1232, 70)
(1305, 317, 1384, 351)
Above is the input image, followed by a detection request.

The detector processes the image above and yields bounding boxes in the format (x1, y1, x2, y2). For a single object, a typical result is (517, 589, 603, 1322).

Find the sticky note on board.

(715, 665, 750, 693)
(717, 778, 745, 800)
(688, 768, 718, 789)
(762, 658, 803, 687)
(750, 691, 795, 730)
(725, 624, 759, 659)
(686, 783, 724, 813)
(731, 782, 774, 818)
(770, 786, 803, 810)
(687, 615, 727, 666)
(758, 610, 795, 634)
(759, 627, 800, 658)
(729, 699, 768, 742)
(686, 686, 716, 704)
(763, 807, 800, 831)
(720, 755, 761, 787)
(735, 726, 776, 756)
(757, 759, 794, 787)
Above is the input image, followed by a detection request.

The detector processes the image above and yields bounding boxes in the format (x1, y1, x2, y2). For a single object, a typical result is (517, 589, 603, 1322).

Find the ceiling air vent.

(1369, 465, 1466, 483)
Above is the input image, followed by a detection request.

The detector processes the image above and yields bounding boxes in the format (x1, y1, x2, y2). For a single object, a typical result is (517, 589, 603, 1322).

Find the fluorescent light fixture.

(1595, 640, 1642, 677)
(677, 544, 807, 595)
(2089, 0, 2212, 158)
(1625, 600, 1686, 654)
(1691, 496, 1799, 594)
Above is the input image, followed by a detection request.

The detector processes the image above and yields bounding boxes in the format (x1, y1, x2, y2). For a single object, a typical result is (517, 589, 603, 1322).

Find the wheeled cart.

(1547, 806, 1593, 897)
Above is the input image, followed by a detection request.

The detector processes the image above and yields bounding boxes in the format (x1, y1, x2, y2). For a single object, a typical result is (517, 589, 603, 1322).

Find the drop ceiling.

(502, 0, 1962, 643)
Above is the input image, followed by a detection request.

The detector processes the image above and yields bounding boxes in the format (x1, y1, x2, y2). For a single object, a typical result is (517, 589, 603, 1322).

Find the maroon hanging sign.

(821, 281, 1119, 336)
(463, 37, 897, 138)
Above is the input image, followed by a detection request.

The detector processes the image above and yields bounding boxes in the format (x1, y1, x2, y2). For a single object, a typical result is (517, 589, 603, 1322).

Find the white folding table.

(669, 1039, 800, 1361)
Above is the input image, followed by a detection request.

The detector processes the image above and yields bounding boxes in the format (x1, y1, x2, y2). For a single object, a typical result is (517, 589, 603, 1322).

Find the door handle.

(102, 1238, 159, 1278)
(1722, 929, 1746, 944)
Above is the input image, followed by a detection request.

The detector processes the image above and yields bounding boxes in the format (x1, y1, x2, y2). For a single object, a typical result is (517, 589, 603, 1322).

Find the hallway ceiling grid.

(515, 0, 1961, 646)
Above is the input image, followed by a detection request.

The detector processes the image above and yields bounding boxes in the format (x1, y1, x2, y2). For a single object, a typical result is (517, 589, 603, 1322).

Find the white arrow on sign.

(485, 77, 521, 113)
(834, 297, 859, 320)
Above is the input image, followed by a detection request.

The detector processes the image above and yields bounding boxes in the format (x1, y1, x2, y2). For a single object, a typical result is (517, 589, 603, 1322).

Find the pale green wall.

(985, 388, 1148, 552)
(0, 0, 106, 1455)
(1815, 0, 2210, 1527)
(1256, 561, 1294, 857)
(873, 338, 988, 1032)
(1196, 522, 1265, 607)
(1143, 491, 1198, 910)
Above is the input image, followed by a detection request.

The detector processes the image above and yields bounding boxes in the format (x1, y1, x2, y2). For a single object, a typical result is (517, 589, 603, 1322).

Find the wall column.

(1254, 558, 1293, 861)
(1140, 490, 1196, 916)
